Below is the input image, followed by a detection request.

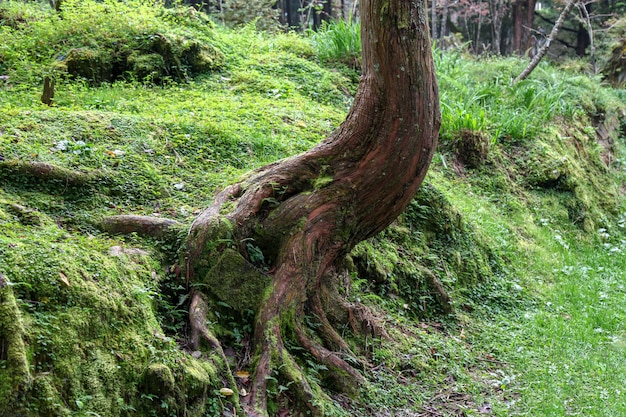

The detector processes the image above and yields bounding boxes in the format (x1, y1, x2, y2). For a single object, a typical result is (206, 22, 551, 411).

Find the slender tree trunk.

(476, 13, 483, 53)
(432, 0, 438, 41)
(513, 0, 524, 52)
(440, 0, 449, 41)
(490, 0, 504, 54)
(577, 2, 595, 71)
(514, 0, 577, 83)
(525, 0, 536, 50)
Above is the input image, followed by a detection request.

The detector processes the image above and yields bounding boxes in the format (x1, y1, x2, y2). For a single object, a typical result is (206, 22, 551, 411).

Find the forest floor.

(1, 1, 626, 416)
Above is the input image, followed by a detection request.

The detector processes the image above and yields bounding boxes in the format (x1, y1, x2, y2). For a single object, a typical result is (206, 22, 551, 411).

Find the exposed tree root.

(0, 274, 32, 405)
(0, 160, 104, 188)
(188, 290, 241, 411)
(189, 290, 225, 354)
(98, 215, 182, 240)
(421, 266, 454, 314)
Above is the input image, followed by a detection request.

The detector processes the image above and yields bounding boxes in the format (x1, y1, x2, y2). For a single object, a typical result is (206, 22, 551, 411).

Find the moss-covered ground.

(1, 1, 626, 415)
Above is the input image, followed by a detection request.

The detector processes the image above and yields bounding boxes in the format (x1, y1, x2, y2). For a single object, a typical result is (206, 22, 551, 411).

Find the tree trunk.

(432, 0, 438, 41)
(440, 0, 449, 42)
(512, 0, 524, 52)
(105, 0, 439, 415)
(525, 0, 536, 50)
(489, 0, 504, 54)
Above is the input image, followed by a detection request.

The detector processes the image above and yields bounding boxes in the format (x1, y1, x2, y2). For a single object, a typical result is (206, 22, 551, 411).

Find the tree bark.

(489, 0, 504, 54)
(103, 0, 439, 415)
(512, 0, 524, 52)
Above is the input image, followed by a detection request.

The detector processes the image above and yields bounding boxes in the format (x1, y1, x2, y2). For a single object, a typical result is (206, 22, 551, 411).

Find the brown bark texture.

(104, 0, 440, 415)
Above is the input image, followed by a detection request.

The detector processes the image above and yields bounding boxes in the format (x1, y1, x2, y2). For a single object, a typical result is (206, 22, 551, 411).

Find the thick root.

(0, 274, 32, 405)
(98, 215, 182, 240)
(244, 320, 320, 417)
(188, 291, 224, 354)
(187, 291, 241, 412)
(0, 160, 103, 187)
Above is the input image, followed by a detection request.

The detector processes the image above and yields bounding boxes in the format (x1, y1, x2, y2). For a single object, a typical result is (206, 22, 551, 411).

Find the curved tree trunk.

(182, 0, 440, 415)
(101, 0, 439, 415)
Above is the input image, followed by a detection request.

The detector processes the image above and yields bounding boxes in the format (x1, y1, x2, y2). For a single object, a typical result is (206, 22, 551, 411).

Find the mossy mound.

(603, 38, 626, 88)
(0, 198, 227, 417)
(56, 31, 222, 85)
(202, 248, 272, 313)
(514, 120, 621, 232)
(0, 0, 224, 85)
(350, 183, 500, 316)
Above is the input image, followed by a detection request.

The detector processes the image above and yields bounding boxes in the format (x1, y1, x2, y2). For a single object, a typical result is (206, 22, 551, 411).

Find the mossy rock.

(181, 39, 222, 73)
(64, 48, 113, 83)
(202, 248, 272, 313)
(127, 52, 166, 83)
(524, 150, 572, 190)
(58, 32, 223, 85)
(603, 39, 626, 88)
(142, 363, 176, 398)
(184, 360, 212, 399)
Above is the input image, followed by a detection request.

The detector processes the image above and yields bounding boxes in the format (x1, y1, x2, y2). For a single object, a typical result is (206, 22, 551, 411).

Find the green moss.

(202, 248, 271, 313)
(0, 281, 31, 411)
(312, 174, 334, 190)
(64, 47, 113, 83)
(127, 52, 166, 83)
(142, 363, 176, 397)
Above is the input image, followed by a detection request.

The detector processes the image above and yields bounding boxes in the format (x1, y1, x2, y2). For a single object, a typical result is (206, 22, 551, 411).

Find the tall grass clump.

(434, 51, 608, 145)
(312, 18, 361, 69)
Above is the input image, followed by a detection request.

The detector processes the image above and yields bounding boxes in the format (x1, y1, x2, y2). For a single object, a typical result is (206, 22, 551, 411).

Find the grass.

(482, 225, 626, 416)
(311, 18, 361, 68)
(1, 0, 626, 416)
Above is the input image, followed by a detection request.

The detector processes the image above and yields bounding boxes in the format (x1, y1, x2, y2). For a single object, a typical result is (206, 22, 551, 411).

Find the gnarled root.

(188, 291, 240, 410)
(98, 215, 182, 240)
(0, 160, 104, 188)
(0, 274, 32, 405)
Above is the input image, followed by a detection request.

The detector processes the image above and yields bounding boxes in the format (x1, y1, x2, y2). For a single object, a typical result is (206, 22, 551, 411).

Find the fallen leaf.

(59, 271, 70, 287)
(219, 387, 234, 396)
(236, 370, 250, 379)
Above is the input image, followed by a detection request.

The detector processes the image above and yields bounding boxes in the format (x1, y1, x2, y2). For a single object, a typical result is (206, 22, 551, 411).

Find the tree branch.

(514, 0, 578, 84)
